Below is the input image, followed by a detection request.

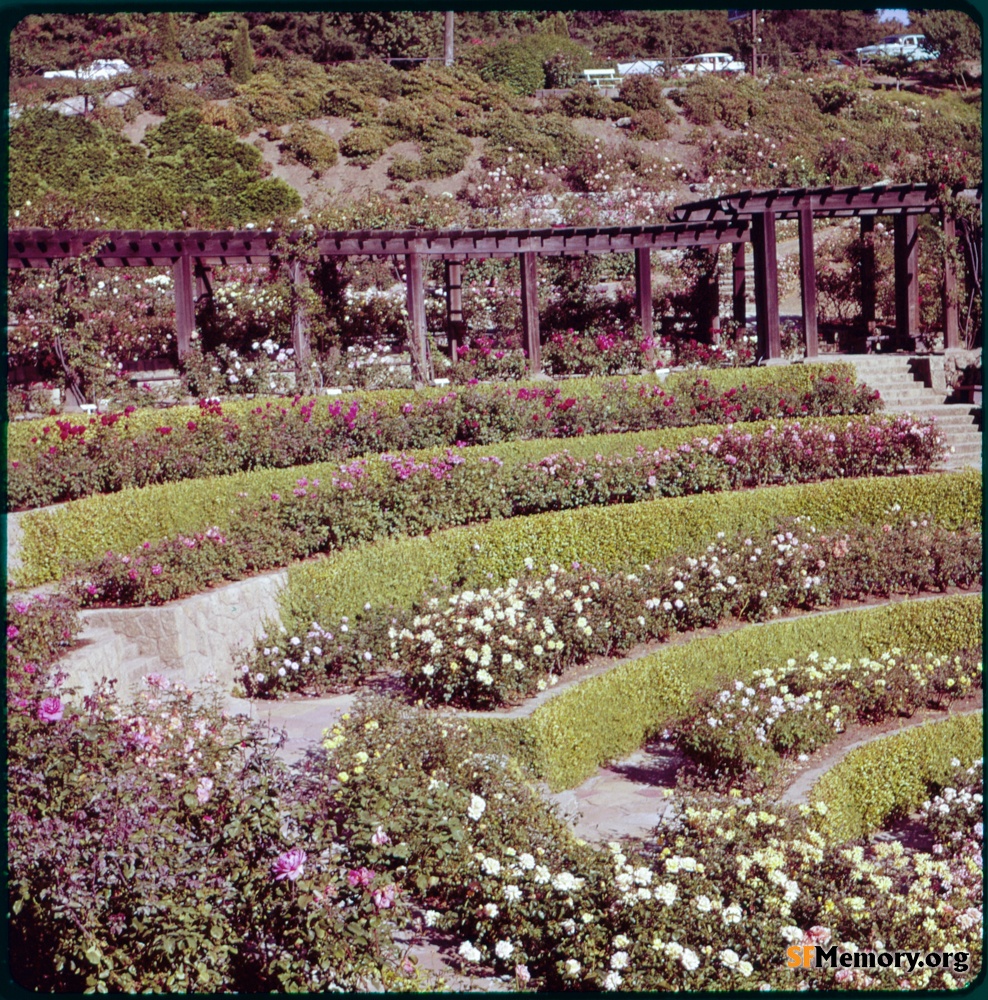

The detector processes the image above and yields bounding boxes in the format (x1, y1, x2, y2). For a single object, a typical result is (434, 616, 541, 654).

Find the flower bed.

(675, 649, 981, 790)
(7, 363, 877, 510)
(282, 471, 981, 636)
(7, 590, 982, 993)
(319, 695, 983, 991)
(15, 414, 944, 591)
(477, 594, 983, 792)
(809, 712, 985, 841)
(241, 519, 982, 703)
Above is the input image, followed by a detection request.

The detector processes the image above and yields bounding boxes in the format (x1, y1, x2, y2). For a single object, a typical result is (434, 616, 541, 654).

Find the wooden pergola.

(7, 182, 981, 380)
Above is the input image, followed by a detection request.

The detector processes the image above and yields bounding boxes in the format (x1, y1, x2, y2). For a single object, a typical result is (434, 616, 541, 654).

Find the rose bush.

(63, 417, 948, 607)
(241, 517, 981, 703)
(7, 365, 880, 509)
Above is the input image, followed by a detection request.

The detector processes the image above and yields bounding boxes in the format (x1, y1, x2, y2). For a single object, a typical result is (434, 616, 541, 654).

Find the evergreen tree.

(157, 12, 181, 62)
(230, 20, 254, 85)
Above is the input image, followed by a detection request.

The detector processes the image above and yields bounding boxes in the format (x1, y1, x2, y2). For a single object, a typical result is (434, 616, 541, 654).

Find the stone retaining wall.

(60, 569, 288, 695)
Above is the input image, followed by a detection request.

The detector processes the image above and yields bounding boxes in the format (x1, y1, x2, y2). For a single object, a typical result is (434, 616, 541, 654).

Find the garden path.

(548, 697, 983, 845)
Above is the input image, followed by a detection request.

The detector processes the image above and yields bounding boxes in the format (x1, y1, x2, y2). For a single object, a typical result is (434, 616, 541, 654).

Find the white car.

(677, 52, 746, 76)
(856, 35, 939, 63)
(43, 58, 132, 82)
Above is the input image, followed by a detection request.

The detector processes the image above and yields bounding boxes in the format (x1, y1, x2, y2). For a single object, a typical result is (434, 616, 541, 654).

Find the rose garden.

(4, 9, 984, 994)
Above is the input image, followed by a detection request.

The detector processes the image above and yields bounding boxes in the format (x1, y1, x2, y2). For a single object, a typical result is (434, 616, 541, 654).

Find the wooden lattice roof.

(671, 182, 982, 223)
(7, 220, 753, 269)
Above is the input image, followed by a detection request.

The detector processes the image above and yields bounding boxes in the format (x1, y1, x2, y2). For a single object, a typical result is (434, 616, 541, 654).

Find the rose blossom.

(37, 697, 63, 722)
(271, 848, 307, 882)
(347, 866, 376, 888)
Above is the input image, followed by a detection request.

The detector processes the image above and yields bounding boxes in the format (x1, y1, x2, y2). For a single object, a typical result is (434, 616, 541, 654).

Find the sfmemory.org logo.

(787, 946, 971, 974)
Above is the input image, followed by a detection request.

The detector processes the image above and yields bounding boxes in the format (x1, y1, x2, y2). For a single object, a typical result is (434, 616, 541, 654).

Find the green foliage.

(233, 71, 297, 127)
(339, 126, 392, 165)
(631, 109, 671, 141)
(492, 595, 983, 791)
(7, 108, 147, 209)
(917, 9, 982, 73)
(618, 75, 673, 115)
(810, 711, 984, 842)
(561, 83, 616, 120)
(229, 19, 254, 84)
(280, 471, 981, 642)
(281, 122, 339, 174)
(479, 33, 591, 95)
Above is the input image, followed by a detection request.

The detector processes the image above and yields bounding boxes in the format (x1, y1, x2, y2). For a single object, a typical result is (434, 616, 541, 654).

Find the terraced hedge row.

(473, 595, 983, 791)
(8, 363, 879, 510)
(7, 362, 863, 458)
(282, 471, 981, 631)
(809, 710, 984, 842)
(13, 413, 929, 588)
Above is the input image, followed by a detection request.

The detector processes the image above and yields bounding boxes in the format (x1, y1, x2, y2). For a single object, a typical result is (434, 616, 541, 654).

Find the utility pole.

(751, 8, 758, 77)
(444, 11, 454, 67)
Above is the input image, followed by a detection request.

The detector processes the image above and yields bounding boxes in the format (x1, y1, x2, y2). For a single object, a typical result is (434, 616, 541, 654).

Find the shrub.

(280, 122, 339, 174)
(339, 126, 391, 165)
(7, 675, 409, 992)
(560, 83, 614, 120)
(630, 109, 671, 141)
(619, 75, 673, 114)
(479, 34, 592, 95)
(232, 178, 302, 223)
(201, 101, 252, 135)
(676, 648, 982, 789)
(809, 711, 984, 841)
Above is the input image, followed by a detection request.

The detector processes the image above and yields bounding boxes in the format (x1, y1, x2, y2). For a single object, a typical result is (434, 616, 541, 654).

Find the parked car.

(43, 58, 132, 81)
(676, 52, 746, 76)
(855, 35, 939, 63)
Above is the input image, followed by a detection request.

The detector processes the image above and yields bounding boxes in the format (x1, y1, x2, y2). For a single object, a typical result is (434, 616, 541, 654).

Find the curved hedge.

(808, 710, 984, 842)
(12, 413, 926, 588)
(477, 595, 983, 791)
(281, 471, 981, 632)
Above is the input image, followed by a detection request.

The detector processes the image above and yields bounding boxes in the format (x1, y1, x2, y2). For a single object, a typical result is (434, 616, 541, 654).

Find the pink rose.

(37, 697, 63, 722)
(347, 866, 376, 888)
(272, 848, 307, 882)
(372, 884, 397, 910)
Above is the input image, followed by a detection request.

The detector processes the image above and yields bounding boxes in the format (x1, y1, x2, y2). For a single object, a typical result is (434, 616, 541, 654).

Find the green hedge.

(281, 471, 981, 631)
(809, 710, 984, 842)
(477, 595, 983, 791)
(12, 412, 895, 587)
(6, 362, 859, 460)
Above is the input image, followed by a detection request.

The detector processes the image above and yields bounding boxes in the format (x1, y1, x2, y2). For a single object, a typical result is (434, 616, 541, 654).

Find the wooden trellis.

(7, 182, 981, 380)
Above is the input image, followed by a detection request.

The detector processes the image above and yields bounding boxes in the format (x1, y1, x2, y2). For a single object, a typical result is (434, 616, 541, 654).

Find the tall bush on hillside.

(477, 34, 591, 94)
(229, 19, 254, 84)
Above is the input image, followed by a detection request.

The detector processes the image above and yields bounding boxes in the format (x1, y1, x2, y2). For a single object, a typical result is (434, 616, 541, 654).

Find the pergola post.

(732, 242, 746, 325)
(445, 260, 465, 360)
(860, 216, 877, 336)
(405, 251, 431, 383)
(941, 212, 960, 350)
(635, 247, 654, 343)
(798, 206, 818, 358)
(751, 211, 781, 361)
(894, 213, 920, 347)
(520, 251, 541, 375)
(288, 259, 311, 368)
(695, 247, 720, 343)
(172, 253, 195, 361)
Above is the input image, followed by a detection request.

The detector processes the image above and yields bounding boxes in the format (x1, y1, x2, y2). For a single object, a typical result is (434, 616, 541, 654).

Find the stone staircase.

(847, 354, 982, 471)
